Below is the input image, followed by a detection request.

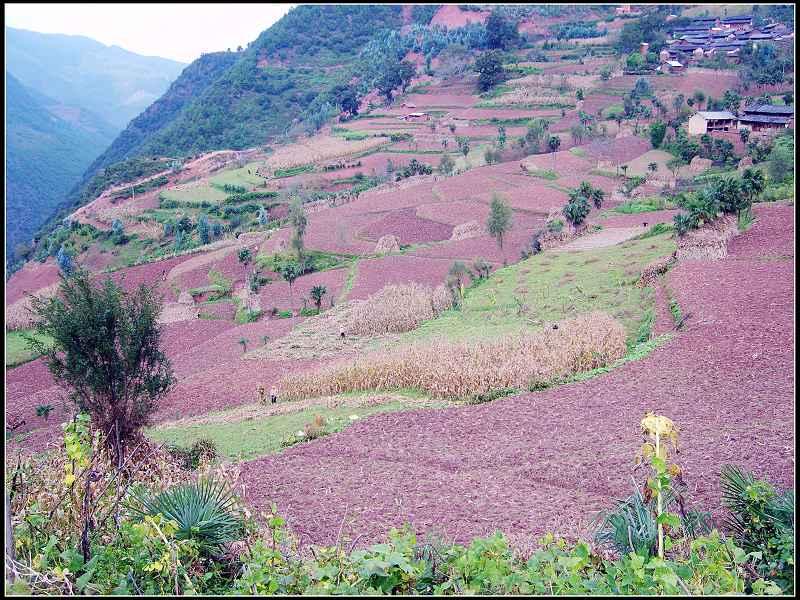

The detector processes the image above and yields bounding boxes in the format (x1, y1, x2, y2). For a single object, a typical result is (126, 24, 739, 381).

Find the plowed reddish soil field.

(239, 204, 794, 548)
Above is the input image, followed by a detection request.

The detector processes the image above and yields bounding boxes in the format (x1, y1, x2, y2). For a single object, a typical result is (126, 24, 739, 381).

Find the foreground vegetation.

(7, 411, 793, 596)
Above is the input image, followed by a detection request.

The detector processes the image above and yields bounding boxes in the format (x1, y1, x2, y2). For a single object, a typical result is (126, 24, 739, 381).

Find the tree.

(739, 128, 751, 145)
(591, 187, 605, 209)
(487, 193, 513, 250)
(721, 89, 742, 112)
(475, 50, 506, 92)
(238, 248, 252, 265)
(626, 52, 645, 71)
(28, 269, 175, 468)
(174, 228, 186, 252)
(693, 90, 706, 110)
(56, 245, 74, 275)
(710, 177, 745, 216)
(485, 10, 518, 50)
(439, 153, 455, 175)
(111, 219, 125, 245)
(767, 136, 793, 184)
(672, 94, 685, 116)
(258, 206, 270, 226)
(446, 261, 469, 307)
(648, 162, 659, 175)
(600, 65, 612, 81)
(576, 88, 585, 102)
(310, 285, 327, 311)
(782, 92, 793, 106)
(667, 157, 685, 179)
(548, 135, 561, 166)
(497, 126, 506, 149)
(563, 196, 591, 231)
(649, 121, 667, 149)
(278, 260, 302, 305)
(197, 214, 210, 245)
(288, 197, 308, 263)
(740, 168, 766, 218)
(456, 136, 470, 157)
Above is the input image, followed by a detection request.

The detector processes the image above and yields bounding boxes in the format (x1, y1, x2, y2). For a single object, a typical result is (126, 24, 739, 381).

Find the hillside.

(6, 27, 186, 129)
(84, 51, 240, 174)
(5, 72, 117, 265)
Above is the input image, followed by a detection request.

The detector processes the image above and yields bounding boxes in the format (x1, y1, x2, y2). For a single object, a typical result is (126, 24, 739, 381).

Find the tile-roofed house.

(688, 111, 737, 135)
(742, 104, 794, 117)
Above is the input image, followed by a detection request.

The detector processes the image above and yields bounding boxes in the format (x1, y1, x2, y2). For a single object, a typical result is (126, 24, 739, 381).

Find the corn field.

(264, 135, 389, 171)
(345, 283, 452, 336)
(279, 311, 627, 401)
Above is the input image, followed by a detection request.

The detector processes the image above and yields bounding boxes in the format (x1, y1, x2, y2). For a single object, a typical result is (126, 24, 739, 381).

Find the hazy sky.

(5, 3, 295, 63)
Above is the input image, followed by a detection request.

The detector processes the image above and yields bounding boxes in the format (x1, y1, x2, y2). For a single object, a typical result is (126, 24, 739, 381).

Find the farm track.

(239, 204, 794, 549)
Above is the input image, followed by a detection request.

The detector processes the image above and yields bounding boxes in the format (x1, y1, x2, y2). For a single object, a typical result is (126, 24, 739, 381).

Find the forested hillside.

(6, 27, 185, 129)
(84, 51, 240, 175)
(139, 5, 405, 155)
(5, 73, 117, 265)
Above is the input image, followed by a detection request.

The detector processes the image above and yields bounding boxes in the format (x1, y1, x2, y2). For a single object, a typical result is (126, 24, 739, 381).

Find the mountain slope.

(5, 72, 117, 262)
(113, 5, 405, 157)
(5, 27, 186, 129)
(85, 51, 240, 175)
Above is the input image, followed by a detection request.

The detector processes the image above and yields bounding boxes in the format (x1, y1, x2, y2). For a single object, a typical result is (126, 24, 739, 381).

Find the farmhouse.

(738, 104, 794, 132)
(687, 111, 737, 135)
(664, 59, 685, 73)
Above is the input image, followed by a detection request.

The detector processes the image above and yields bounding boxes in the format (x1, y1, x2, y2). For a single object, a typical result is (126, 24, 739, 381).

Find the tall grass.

(344, 283, 452, 336)
(280, 312, 627, 401)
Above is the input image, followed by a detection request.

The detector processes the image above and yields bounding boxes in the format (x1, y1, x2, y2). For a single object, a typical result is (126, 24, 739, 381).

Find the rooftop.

(695, 111, 737, 120)
(742, 104, 794, 116)
(738, 114, 792, 124)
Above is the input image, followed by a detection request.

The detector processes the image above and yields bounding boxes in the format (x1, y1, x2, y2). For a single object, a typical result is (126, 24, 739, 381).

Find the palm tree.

(548, 135, 561, 167)
(310, 285, 327, 312)
(740, 168, 766, 219)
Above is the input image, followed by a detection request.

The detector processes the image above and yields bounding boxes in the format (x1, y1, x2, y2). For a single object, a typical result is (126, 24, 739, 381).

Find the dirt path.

(551, 226, 644, 252)
(239, 204, 794, 550)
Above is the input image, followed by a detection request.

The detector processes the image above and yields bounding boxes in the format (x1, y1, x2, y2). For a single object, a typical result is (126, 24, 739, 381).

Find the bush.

(128, 478, 245, 557)
(28, 270, 174, 466)
(720, 465, 795, 593)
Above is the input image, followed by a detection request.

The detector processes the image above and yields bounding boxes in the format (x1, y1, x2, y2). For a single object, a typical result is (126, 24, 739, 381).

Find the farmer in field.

(258, 385, 267, 405)
(270, 386, 278, 405)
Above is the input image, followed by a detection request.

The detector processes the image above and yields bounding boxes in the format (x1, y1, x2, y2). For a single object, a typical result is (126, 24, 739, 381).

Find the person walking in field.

(270, 386, 278, 405)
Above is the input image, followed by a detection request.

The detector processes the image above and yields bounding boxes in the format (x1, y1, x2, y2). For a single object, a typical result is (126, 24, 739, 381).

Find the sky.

(5, 3, 295, 63)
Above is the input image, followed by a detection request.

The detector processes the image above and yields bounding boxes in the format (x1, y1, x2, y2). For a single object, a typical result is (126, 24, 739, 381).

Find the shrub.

(128, 478, 245, 557)
(28, 270, 174, 467)
(720, 465, 795, 593)
(487, 193, 513, 250)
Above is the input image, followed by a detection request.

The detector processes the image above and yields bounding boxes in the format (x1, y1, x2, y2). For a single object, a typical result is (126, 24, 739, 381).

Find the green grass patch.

(526, 168, 559, 180)
(331, 128, 372, 141)
(6, 330, 54, 369)
(160, 184, 228, 205)
(589, 168, 620, 179)
(147, 400, 426, 461)
(569, 147, 587, 158)
(613, 197, 672, 214)
(629, 223, 674, 241)
(273, 164, 314, 178)
(208, 162, 265, 189)
(255, 250, 354, 274)
(403, 232, 677, 347)
(479, 84, 513, 100)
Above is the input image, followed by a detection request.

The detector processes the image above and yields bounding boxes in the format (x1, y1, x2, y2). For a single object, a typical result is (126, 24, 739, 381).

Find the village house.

(738, 104, 794, 133)
(687, 111, 737, 135)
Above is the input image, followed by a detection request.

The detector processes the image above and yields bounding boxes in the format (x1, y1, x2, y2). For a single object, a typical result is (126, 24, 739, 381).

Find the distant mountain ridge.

(5, 72, 117, 263)
(5, 27, 186, 129)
